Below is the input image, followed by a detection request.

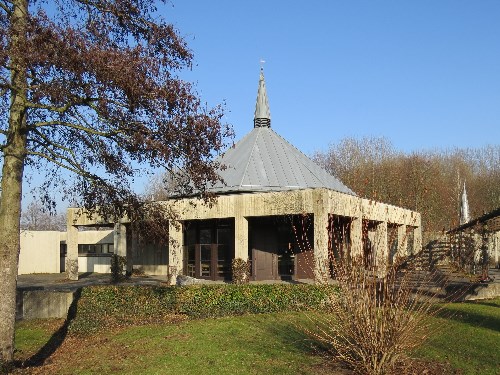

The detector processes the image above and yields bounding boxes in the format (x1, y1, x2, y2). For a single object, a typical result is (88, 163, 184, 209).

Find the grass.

(415, 298, 500, 375)
(15, 313, 328, 375)
(13, 298, 500, 374)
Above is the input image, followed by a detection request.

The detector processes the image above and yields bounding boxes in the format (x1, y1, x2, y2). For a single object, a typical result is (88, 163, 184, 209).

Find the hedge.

(68, 284, 336, 335)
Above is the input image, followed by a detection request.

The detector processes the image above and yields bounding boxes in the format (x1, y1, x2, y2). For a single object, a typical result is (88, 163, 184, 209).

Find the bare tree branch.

(30, 120, 123, 138)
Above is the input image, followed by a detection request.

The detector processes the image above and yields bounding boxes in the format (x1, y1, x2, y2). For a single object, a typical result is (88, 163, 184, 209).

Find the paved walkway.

(17, 269, 499, 297)
(17, 273, 316, 292)
(17, 272, 172, 292)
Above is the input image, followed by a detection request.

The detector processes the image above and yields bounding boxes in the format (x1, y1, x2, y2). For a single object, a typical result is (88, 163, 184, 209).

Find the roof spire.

(460, 181, 471, 225)
(254, 67, 271, 128)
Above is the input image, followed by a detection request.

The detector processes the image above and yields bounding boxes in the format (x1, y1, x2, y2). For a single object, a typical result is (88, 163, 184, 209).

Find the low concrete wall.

(463, 282, 500, 301)
(133, 264, 169, 275)
(16, 290, 75, 320)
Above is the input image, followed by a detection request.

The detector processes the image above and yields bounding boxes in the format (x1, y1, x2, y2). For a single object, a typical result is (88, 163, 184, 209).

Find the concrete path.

(17, 272, 171, 292)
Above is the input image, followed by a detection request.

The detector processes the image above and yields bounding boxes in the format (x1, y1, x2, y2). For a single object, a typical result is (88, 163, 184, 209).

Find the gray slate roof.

(208, 126, 356, 195)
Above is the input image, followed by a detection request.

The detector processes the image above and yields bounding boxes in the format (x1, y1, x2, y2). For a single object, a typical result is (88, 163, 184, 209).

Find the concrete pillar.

(234, 215, 249, 261)
(114, 223, 127, 257)
(375, 221, 388, 275)
(413, 225, 422, 255)
(494, 232, 499, 268)
(66, 223, 79, 281)
(313, 190, 329, 283)
(129, 227, 139, 275)
(350, 216, 363, 259)
(168, 220, 183, 284)
(113, 223, 128, 275)
(397, 224, 408, 257)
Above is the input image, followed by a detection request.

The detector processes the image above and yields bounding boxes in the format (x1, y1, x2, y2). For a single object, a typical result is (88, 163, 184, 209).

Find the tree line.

(313, 137, 500, 232)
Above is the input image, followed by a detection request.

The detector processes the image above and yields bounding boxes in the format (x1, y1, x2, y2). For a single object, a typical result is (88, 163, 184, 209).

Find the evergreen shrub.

(68, 283, 335, 335)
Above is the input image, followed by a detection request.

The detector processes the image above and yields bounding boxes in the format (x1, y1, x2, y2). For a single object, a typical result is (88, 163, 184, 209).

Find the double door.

(184, 220, 233, 280)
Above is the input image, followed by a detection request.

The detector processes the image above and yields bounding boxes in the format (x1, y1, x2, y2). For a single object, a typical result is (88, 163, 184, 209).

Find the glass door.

(199, 228, 212, 278)
(216, 227, 231, 279)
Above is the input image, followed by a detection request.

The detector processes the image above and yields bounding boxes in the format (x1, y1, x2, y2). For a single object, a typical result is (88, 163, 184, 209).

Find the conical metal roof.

(205, 68, 355, 195)
(208, 127, 356, 195)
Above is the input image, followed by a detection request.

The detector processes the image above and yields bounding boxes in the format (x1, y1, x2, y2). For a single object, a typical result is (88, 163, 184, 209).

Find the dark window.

(78, 243, 114, 256)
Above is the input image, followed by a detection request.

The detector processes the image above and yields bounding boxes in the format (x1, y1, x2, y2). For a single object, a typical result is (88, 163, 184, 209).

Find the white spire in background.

(460, 182, 471, 225)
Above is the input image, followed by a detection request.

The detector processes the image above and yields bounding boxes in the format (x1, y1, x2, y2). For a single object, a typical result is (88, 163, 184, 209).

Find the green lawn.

(15, 313, 327, 375)
(415, 298, 500, 375)
(14, 298, 500, 374)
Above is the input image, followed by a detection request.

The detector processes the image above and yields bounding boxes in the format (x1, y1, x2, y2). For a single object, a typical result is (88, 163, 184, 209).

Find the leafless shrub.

(295, 214, 449, 375)
(306, 256, 442, 374)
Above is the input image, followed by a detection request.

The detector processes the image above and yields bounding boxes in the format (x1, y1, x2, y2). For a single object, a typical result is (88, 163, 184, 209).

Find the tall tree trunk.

(0, 0, 28, 364)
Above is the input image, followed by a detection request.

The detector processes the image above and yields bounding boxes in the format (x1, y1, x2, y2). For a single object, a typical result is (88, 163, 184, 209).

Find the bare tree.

(0, 0, 231, 364)
(20, 201, 66, 231)
(314, 138, 500, 232)
(143, 169, 192, 201)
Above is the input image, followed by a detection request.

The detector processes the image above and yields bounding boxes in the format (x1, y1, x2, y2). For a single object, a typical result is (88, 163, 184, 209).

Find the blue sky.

(21, 0, 500, 210)
(165, 0, 500, 155)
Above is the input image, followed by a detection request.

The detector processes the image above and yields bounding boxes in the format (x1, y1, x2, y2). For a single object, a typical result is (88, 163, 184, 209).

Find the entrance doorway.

(183, 219, 234, 281)
(249, 215, 314, 281)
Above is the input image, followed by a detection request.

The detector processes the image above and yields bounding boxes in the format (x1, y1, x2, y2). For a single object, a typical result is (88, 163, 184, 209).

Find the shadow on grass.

(14, 288, 82, 369)
(436, 303, 500, 333)
(470, 300, 500, 308)
(265, 313, 332, 356)
(264, 314, 355, 374)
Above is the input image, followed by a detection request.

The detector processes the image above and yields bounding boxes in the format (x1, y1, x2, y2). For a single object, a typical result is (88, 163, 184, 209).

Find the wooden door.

(252, 248, 277, 280)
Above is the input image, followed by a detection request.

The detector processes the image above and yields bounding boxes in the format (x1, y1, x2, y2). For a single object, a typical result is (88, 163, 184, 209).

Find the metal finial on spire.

(254, 66, 271, 128)
(460, 181, 471, 225)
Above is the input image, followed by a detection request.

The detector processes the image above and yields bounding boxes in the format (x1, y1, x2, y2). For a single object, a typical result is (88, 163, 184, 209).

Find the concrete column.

(313, 190, 329, 283)
(494, 232, 500, 268)
(413, 225, 422, 255)
(350, 216, 363, 259)
(129, 227, 139, 275)
(234, 215, 249, 261)
(375, 221, 388, 275)
(114, 223, 127, 257)
(397, 224, 408, 257)
(113, 223, 128, 276)
(168, 220, 183, 284)
(66, 223, 79, 281)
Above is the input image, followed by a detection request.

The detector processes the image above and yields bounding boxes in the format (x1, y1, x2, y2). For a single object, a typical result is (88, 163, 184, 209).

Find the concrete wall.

(72, 230, 114, 273)
(17, 290, 75, 320)
(67, 188, 422, 282)
(19, 229, 115, 275)
(78, 256, 112, 273)
(19, 231, 62, 275)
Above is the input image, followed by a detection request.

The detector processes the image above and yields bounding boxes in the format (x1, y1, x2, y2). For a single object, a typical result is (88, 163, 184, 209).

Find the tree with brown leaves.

(0, 0, 231, 364)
